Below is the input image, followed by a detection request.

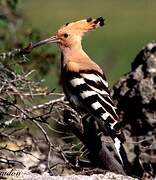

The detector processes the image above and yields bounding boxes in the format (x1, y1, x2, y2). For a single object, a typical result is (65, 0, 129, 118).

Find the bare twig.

(0, 157, 25, 167)
(0, 145, 41, 161)
(0, 43, 35, 61)
(32, 120, 53, 170)
(28, 96, 65, 111)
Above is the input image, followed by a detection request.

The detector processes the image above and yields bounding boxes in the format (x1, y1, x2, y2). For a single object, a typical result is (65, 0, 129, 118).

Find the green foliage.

(0, 0, 18, 9)
(6, 0, 18, 9)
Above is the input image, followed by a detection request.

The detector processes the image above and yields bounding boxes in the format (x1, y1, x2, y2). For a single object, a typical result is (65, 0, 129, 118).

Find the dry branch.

(0, 42, 42, 61)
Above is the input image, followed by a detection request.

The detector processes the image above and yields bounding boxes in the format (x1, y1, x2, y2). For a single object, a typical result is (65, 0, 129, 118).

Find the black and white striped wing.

(68, 71, 119, 130)
(65, 70, 128, 165)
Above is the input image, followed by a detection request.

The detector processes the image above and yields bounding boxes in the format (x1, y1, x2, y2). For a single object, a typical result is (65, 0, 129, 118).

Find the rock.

(112, 41, 156, 176)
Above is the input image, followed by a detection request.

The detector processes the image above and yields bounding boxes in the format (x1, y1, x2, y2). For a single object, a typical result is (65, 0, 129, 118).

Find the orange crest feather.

(58, 17, 105, 36)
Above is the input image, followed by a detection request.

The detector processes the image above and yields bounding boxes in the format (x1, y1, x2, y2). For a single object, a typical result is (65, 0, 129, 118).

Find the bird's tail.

(96, 118, 131, 173)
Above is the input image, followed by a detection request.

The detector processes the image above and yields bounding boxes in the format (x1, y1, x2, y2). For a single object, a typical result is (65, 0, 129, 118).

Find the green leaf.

(7, 0, 18, 10)
(0, 19, 8, 28)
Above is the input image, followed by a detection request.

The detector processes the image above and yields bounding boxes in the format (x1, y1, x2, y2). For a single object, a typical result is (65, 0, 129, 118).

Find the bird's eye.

(64, 33, 69, 38)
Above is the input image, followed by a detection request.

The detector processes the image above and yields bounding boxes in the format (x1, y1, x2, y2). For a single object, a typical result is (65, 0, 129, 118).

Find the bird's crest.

(58, 17, 105, 36)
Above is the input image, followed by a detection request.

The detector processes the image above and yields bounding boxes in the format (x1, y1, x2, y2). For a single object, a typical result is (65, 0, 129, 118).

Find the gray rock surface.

(112, 41, 156, 177)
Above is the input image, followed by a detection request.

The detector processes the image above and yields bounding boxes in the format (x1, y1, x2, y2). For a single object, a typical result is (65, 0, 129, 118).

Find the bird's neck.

(60, 44, 103, 74)
(61, 44, 90, 64)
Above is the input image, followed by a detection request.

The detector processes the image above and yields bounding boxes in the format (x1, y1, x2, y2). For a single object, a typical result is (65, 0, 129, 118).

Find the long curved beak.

(32, 35, 58, 48)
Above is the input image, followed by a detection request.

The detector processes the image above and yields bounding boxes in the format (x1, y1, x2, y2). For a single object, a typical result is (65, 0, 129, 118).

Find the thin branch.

(0, 43, 36, 61)
(0, 145, 41, 161)
(31, 119, 53, 170)
(28, 96, 65, 111)
(0, 157, 25, 167)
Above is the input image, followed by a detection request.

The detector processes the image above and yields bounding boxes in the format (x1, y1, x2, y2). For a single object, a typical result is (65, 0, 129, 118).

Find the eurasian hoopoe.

(32, 17, 129, 167)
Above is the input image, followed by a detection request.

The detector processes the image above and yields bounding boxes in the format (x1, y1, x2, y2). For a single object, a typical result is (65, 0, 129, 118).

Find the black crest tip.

(97, 17, 105, 26)
(86, 17, 92, 22)
(94, 17, 105, 26)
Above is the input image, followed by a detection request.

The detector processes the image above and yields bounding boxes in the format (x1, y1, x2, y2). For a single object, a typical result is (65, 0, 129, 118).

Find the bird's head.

(32, 17, 105, 50)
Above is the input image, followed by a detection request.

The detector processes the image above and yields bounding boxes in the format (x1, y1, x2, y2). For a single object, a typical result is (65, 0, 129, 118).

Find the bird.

(32, 17, 129, 168)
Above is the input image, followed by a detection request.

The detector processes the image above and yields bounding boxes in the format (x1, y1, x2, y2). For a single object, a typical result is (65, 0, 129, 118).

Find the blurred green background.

(19, 0, 156, 87)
